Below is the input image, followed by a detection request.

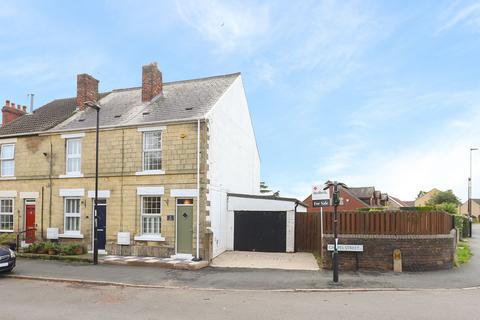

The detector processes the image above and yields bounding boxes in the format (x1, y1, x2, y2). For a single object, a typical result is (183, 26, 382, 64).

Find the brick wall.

(322, 232, 455, 271)
(304, 190, 369, 213)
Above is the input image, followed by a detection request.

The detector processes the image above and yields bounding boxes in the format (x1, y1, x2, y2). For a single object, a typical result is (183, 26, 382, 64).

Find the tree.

(260, 181, 280, 197)
(426, 190, 460, 206)
(260, 181, 271, 194)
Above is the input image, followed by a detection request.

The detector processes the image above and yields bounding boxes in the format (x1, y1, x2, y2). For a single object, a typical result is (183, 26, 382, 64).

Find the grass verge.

(455, 241, 473, 267)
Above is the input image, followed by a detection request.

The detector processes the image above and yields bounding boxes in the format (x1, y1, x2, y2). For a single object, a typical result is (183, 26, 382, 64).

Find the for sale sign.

(312, 184, 330, 207)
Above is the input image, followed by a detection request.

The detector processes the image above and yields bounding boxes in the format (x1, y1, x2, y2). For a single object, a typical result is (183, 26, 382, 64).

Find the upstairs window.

(143, 131, 162, 171)
(66, 138, 82, 175)
(0, 144, 15, 177)
(0, 198, 14, 231)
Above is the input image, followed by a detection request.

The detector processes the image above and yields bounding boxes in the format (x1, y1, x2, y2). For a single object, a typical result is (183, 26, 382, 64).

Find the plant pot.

(37, 248, 48, 254)
(48, 249, 57, 256)
(73, 247, 83, 255)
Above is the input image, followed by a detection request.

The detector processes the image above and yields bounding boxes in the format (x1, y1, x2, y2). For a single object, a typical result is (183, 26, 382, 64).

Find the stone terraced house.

(0, 62, 260, 261)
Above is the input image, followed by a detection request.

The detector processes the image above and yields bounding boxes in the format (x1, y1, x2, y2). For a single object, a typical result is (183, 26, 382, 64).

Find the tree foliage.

(435, 202, 458, 215)
(427, 190, 460, 206)
(260, 181, 280, 197)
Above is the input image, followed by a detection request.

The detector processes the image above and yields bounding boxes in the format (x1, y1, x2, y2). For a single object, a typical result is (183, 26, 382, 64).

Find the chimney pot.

(142, 62, 163, 102)
(76, 73, 99, 109)
(2, 100, 25, 126)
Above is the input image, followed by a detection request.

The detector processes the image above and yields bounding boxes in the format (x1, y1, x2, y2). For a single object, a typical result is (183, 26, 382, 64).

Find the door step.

(170, 253, 194, 260)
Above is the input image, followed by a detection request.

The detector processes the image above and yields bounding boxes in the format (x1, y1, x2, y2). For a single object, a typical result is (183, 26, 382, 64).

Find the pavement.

(210, 251, 320, 271)
(101, 255, 209, 270)
(1, 278, 479, 320)
(2, 224, 479, 291)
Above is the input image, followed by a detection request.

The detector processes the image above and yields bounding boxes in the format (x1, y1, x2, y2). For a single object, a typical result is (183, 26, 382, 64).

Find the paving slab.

(211, 251, 319, 271)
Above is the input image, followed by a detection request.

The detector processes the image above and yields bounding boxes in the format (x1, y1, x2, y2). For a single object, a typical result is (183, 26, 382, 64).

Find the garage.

(225, 193, 307, 253)
(234, 211, 286, 252)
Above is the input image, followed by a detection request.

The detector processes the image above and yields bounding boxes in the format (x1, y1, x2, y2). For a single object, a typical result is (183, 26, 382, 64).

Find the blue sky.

(1, 0, 480, 202)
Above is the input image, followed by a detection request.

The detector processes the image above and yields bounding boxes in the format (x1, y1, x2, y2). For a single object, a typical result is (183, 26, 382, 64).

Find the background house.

(414, 188, 440, 206)
(459, 199, 480, 221)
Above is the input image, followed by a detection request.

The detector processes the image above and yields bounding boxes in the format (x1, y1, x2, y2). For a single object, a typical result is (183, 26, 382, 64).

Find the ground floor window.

(0, 198, 13, 231)
(141, 196, 162, 235)
(64, 198, 81, 234)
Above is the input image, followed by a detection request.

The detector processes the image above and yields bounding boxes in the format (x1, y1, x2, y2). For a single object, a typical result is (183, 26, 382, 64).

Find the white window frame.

(0, 144, 15, 177)
(0, 198, 14, 232)
(140, 196, 162, 236)
(63, 197, 81, 235)
(142, 131, 162, 172)
(66, 138, 82, 176)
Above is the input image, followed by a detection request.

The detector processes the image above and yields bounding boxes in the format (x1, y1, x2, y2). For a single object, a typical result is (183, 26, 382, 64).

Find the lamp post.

(84, 101, 100, 264)
(468, 148, 478, 238)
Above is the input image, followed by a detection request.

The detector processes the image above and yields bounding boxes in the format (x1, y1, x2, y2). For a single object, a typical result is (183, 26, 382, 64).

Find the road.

(0, 278, 479, 320)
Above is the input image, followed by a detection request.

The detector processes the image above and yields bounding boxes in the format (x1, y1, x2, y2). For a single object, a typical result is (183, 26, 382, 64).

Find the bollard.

(393, 249, 402, 273)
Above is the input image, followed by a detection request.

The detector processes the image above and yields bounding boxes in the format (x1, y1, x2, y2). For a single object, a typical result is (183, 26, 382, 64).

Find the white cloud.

(439, 1, 480, 32)
(285, 88, 480, 201)
(175, 0, 270, 53)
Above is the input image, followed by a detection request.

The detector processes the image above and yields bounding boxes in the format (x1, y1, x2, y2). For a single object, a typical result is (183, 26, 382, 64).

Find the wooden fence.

(295, 210, 454, 253)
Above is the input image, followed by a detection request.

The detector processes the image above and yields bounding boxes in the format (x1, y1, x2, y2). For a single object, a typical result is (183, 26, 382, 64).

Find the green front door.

(177, 204, 193, 254)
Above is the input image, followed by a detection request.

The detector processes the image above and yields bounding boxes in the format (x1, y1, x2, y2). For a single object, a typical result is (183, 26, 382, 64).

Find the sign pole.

(320, 206, 324, 261)
(332, 181, 339, 283)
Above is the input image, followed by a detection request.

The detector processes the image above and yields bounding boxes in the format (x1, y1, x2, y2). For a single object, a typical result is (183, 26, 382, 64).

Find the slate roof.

(0, 73, 239, 137)
(52, 73, 240, 132)
(389, 196, 408, 207)
(349, 187, 375, 199)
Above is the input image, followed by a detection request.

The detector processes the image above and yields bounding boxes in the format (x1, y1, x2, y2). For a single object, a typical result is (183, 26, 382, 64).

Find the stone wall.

(0, 121, 210, 259)
(322, 231, 456, 271)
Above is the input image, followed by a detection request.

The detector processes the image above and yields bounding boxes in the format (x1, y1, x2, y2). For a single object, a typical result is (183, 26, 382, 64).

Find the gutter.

(0, 117, 208, 139)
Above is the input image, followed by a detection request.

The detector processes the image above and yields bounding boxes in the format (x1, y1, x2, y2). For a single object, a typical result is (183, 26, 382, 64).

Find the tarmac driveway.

(210, 251, 320, 271)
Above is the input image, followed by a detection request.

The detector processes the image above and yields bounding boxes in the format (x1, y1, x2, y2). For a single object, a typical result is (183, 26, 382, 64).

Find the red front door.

(25, 204, 35, 244)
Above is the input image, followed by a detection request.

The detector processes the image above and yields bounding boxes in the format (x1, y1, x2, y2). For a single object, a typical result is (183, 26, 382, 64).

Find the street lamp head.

(84, 101, 101, 110)
(471, 148, 479, 151)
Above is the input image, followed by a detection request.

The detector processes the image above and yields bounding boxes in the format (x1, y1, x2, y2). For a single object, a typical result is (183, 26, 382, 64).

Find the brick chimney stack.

(76, 73, 99, 109)
(142, 62, 163, 102)
(2, 100, 27, 126)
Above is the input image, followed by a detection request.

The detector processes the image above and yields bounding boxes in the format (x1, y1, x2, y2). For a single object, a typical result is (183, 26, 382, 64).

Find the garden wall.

(321, 230, 456, 271)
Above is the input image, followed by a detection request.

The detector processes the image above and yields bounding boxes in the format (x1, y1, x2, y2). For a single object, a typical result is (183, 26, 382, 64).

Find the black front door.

(96, 202, 106, 250)
(234, 211, 286, 252)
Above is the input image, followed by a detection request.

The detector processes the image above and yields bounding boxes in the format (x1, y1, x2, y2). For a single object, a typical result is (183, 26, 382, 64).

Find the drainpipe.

(196, 118, 201, 260)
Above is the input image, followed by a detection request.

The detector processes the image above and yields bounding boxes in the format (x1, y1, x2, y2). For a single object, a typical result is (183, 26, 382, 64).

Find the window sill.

(0, 177, 16, 180)
(134, 235, 165, 242)
(59, 233, 84, 239)
(135, 170, 165, 176)
(0, 230, 14, 233)
(59, 174, 84, 178)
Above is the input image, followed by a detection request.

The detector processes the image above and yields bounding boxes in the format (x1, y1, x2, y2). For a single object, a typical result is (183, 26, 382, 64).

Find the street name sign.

(327, 244, 363, 252)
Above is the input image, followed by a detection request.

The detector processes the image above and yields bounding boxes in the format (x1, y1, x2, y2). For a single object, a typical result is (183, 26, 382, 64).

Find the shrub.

(435, 202, 459, 215)
(400, 206, 435, 211)
(0, 233, 17, 248)
(60, 244, 85, 255)
(453, 215, 469, 239)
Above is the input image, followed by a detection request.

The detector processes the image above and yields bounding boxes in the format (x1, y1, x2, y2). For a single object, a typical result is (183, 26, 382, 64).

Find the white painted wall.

(207, 76, 261, 257)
